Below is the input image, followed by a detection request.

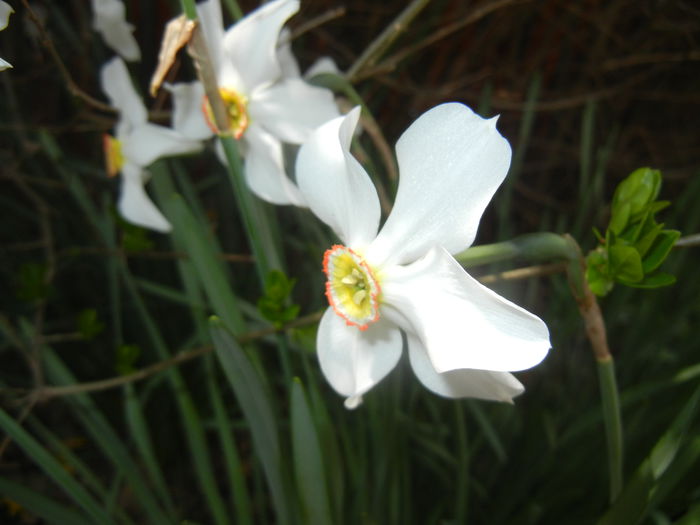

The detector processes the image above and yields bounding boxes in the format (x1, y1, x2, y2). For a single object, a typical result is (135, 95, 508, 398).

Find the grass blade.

(291, 378, 333, 525)
(210, 317, 293, 524)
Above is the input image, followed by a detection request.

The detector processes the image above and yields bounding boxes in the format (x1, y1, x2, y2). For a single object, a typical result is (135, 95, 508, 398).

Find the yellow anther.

(353, 289, 367, 305)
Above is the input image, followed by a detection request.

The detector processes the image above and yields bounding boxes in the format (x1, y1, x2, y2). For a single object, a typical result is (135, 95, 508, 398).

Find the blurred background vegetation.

(1, 0, 699, 523)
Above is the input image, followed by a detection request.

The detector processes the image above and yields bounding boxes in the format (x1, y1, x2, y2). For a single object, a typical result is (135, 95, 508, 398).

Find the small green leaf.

(609, 245, 643, 283)
(116, 344, 140, 375)
(634, 221, 663, 258)
(611, 167, 661, 217)
(77, 309, 105, 340)
(257, 270, 300, 327)
(642, 230, 680, 273)
(625, 272, 676, 289)
(116, 214, 155, 253)
(609, 202, 631, 235)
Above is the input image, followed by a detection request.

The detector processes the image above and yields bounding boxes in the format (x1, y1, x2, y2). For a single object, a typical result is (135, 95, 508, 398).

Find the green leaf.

(257, 270, 300, 327)
(633, 221, 663, 258)
(0, 409, 112, 523)
(611, 167, 661, 218)
(609, 245, 644, 283)
(291, 378, 333, 525)
(586, 249, 614, 296)
(0, 476, 93, 525)
(609, 201, 631, 235)
(625, 272, 676, 289)
(642, 230, 680, 274)
(210, 318, 293, 525)
(598, 384, 700, 525)
(76, 309, 104, 340)
(115, 344, 140, 375)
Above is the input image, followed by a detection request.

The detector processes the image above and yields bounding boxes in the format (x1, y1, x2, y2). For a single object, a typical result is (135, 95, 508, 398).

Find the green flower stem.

(346, 0, 432, 82)
(455, 232, 574, 268)
(219, 136, 283, 280)
(597, 355, 624, 503)
(564, 236, 623, 504)
(180, 0, 198, 20)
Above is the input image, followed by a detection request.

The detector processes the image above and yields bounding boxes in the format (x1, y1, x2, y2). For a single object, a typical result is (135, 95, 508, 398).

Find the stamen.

(103, 134, 124, 177)
(202, 87, 249, 139)
(323, 244, 381, 330)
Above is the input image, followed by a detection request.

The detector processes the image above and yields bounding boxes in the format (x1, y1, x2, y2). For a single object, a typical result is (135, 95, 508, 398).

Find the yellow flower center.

(202, 87, 249, 139)
(323, 245, 381, 331)
(103, 134, 124, 177)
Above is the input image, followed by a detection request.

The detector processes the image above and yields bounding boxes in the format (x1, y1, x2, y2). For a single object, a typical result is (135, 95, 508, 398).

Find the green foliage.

(76, 309, 105, 340)
(117, 216, 155, 253)
(115, 344, 140, 375)
(586, 168, 681, 296)
(257, 270, 300, 328)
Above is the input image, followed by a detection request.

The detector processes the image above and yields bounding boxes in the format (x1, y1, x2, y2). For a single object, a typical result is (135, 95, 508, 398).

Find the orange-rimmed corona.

(323, 245, 381, 331)
(103, 134, 124, 177)
(202, 87, 249, 139)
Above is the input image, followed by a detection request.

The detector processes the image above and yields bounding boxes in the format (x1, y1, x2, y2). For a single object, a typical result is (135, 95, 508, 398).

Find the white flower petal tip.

(406, 333, 525, 403)
(118, 166, 172, 233)
(344, 395, 363, 410)
(368, 102, 513, 266)
(91, 0, 141, 62)
(317, 310, 402, 404)
(0, 1, 14, 31)
(296, 106, 380, 248)
(383, 246, 550, 374)
(0, 58, 11, 71)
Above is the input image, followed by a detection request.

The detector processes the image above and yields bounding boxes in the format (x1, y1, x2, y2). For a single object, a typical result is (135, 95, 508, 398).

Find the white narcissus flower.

(100, 57, 202, 232)
(1, 1, 14, 71)
(169, 0, 339, 206)
(296, 104, 551, 409)
(91, 0, 141, 62)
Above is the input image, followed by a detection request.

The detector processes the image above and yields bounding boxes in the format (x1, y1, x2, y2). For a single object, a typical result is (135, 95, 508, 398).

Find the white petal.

(367, 103, 512, 267)
(317, 308, 403, 407)
(277, 28, 301, 78)
(167, 81, 213, 141)
(118, 164, 171, 232)
(248, 77, 339, 144)
(305, 56, 340, 79)
(0, 57, 11, 71)
(406, 332, 524, 402)
(100, 57, 147, 125)
(122, 123, 202, 167)
(296, 107, 380, 249)
(222, 0, 298, 93)
(242, 123, 305, 206)
(0, 1, 14, 31)
(381, 245, 550, 373)
(91, 0, 141, 61)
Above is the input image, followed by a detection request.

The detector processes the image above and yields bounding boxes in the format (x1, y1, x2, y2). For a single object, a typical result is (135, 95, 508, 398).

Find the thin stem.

(180, 0, 198, 20)
(22, 311, 324, 402)
(456, 233, 573, 268)
(597, 356, 624, 502)
(219, 137, 281, 280)
(21, 0, 115, 113)
(346, 0, 432, 82)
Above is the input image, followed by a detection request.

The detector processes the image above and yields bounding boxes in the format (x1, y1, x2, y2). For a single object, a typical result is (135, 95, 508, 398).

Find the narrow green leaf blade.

(291, 378, 333, 525)
(0, 409, 111, 524)
(210, 318, 293, 524)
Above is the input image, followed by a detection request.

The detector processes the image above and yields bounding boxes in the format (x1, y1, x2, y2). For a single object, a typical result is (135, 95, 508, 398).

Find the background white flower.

(91, 0, 141, 62)
(100, 57, 201, 232)
(296, 104, 551, 408)
(0, 1, 14, 71)
(169, 0, 339, 206)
